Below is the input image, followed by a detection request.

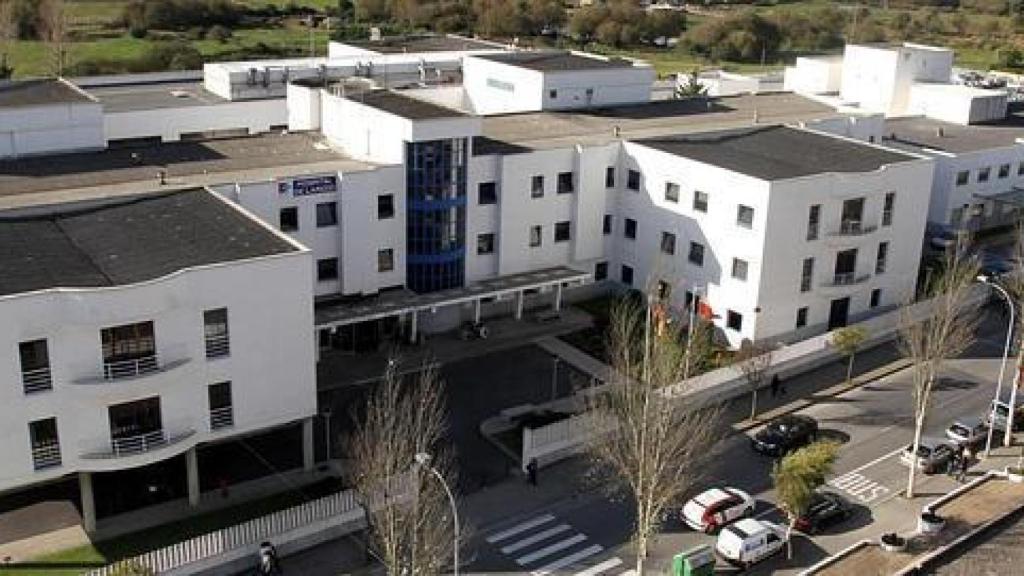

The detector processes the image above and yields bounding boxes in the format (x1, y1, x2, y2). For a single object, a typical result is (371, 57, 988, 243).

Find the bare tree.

(898, 243, 979, 498)
(736, 342, 774, 420)
(345, 359, 459, 575)
(586, 297, 723, 575)
(38, 0, 67, 77)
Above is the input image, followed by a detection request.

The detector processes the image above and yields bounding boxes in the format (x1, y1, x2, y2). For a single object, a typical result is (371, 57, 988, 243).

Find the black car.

(794, 492, 852, 534)
(750, 414, 818, 456)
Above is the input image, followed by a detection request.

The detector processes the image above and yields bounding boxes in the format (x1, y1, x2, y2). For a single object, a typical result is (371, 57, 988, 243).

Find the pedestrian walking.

(257, 541, 282, 575)
(526, 458, 538, 486)
(957, 450, 970, 483)
(770, 375, 781, 398)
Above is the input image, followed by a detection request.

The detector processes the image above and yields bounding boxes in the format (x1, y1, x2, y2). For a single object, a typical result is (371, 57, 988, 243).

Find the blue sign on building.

(278, 175, 338, 196)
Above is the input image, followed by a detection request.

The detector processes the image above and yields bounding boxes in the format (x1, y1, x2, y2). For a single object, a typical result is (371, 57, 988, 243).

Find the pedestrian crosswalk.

(484, 513, 634, 576)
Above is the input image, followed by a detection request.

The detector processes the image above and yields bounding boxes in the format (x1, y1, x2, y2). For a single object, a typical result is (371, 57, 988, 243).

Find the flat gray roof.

(635, 125, 918, 181)
(476, 51, 635, 72)
(343, 34, 502, 54)
(0, 132, 370, 199)
(0, 189, 298, 297)
(0, 79, 95, 108)
(883, 108, 1024, 154)
(478, 92, 843, 152)
(87, 80, 228, 112)
(346, 89, 466, 120)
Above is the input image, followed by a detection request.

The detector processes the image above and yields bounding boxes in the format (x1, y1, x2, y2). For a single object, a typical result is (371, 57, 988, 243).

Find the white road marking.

(837, 445, 905, 476)
(517, 534, 588, 565)
(500, 524, 572, 554)
(486, 514, 556, 543)
(532, 544, 604, 576)
(619, 570, 637, 576)
(829, 472, 891, 504)
(573, 557, 623, 576)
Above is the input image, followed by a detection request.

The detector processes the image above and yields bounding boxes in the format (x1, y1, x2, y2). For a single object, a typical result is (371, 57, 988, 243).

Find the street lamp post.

(978, 275, 1015, 457)
(414, 452, 459, 575)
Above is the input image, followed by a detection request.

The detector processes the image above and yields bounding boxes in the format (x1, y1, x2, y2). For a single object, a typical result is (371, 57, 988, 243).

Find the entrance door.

(828, 297, 850, 330)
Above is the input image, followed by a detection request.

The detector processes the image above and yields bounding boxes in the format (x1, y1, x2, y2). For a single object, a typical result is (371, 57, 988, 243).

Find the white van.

(715, 518, 787, 568)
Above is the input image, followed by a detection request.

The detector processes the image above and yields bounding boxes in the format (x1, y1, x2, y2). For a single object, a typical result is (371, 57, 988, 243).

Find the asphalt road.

(467, 309, 1011, 575)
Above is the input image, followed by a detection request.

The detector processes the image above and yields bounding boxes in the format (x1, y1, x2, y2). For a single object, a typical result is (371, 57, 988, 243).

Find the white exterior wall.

(0, 102, 104, 158)
(840, 44, 954, 116)
(463, 56, 545, 115)
(104, 99, 287, 143)
(0, 249, 315, 493)
(321, 92, 412, 164)
(923, 144, 1024, 226)
(327, 42, 380, 58)
(286, 84, 323, 131)
(783, 56, 843, 95)
(907, 84, 1008, 125)
(799, 114, 885, 143)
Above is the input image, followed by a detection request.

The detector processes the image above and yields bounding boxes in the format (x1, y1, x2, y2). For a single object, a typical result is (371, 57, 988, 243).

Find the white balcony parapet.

(828, 220, 878, 238)
(823, 272, 872, 287)
(73, 345, 191, 385)
(81, 426, 195, 460)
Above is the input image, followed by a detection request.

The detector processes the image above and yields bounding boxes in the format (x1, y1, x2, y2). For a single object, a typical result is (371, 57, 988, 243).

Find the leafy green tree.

(685, 11, 781, 63)
(337, 0, 354, 22)
(772, 441, 839, 559)
(675, 67, 708, 99)
(832, 326, 869, 385)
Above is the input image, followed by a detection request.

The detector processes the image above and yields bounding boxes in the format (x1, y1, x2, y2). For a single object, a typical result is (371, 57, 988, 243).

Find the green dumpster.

(672, 544, 716, 576)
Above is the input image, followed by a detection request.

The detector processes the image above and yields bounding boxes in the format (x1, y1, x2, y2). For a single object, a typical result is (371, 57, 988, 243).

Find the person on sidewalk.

(770, 375, 781, 398)
(526, 458, 538, 486)
(956, 449, 970, 483)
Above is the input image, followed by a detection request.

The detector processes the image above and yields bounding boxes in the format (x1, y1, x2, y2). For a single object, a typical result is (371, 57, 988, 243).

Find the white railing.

(829, 219, 878, 237)
(21, 367, 53, 394)
(825, 272, 871, 287)
(204, 334, 230, 359)
(209, 407, 234, 430)
(103, 354, 159, 380)
(86, 473, 416, 576)
(31, 443, 62, 470)
(82, 427, 195, 459)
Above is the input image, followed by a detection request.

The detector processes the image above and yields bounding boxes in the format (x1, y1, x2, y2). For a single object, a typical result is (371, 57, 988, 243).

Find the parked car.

(751, 414, 819, 456)
(682, 487, 756, 533)
(793, 492, 852, 534)
(715, 518, 787, 568)
(985, 397, 1024, 432)
(900, 438, 955, 474)
(946, 417, 988, 446)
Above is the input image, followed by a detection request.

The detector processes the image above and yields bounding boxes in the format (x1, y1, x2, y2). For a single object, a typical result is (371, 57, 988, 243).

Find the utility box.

(672, 544, 716, 576)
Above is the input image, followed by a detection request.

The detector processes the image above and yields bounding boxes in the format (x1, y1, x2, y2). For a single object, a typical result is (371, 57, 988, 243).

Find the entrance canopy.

(977, 186, 1024, 207)
(314, 266, 590, 329)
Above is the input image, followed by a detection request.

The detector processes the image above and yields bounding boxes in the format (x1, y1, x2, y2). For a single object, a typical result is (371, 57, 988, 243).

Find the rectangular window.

(557, 172, 574, 194)
(317, 257, 339, 281)
(29, 418, 61, 470)
(688, 242, 705, 266)
(807, 204, 821, 240)
(203, 308, 230, 359)
(529, 225, 542, 247)
(101, 321, 156, 379)
(478, 182, 497, 205)
(875, 242, 889, 275)
(1000, 163, 1011, 179)
(693, 190, 708, 213)
(549, 89, 558, 99)
(1019, 162, 1024, 176)
(796, 307, 808, 328)
(315, 202, 338, 227)
(624, 218, 637, 240)
(801, 257, 814, 293)
(979, 167, 991, 182)
(737, 205, 754, 229)
(732, 258, 748, 281)
(377, 249, 394, 272)
(603, 214, 612, 236)
(621, 265, 634, 286)
(554, 221, 572, 242)
(378, 194, 395, 219)
(477, 233, 495, 255)
(660, 232, 676, 255)
(531, 175, 544, 198)
(726, 310, 743, 332)
(595, 261, 608, 281)
(279, 206, 298, 232)
(956, 170, 970, 186)
(208, 381, 234, 430)
(665, 182, 680, 203)
(870, 288, 882, 308)
(19, 339, 51, 394)
(627, 169, 640, 191)
(840, 197, 865, 233)
(605, 167, 616, 188)
(657, 280, 671, 301)
(882, 192, 895, 227)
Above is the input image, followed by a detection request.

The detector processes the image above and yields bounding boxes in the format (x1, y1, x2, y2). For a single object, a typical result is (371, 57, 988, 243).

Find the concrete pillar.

(409, 311, 419, 344)
(515, 291, 524, 320)
(186, 447, 200, 508)
(474, 299, 482, 323)
(302, 417, 315, 472)
(79, 472, 96, 534)
(553, 283, 563, 312)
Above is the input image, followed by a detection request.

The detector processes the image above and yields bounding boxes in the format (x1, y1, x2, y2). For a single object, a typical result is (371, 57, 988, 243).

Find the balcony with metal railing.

(822, 271, 872, 288)
(22, 367, 53, 394)
(209, 406, 234, 431)
(81, 426, 196, 460)
(828, 220, 878, 238)
(32, 443, 62, 470)
(204, 334, 230, 359)
(73, 345, 191, 385)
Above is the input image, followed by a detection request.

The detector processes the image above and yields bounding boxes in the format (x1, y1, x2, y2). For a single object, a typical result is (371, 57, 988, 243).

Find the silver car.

(946, 417, 987, 446)
(900, 438, 955, 474)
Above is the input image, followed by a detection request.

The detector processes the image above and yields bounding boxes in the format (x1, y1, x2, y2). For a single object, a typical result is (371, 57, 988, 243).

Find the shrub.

(208, 25, 232, 42)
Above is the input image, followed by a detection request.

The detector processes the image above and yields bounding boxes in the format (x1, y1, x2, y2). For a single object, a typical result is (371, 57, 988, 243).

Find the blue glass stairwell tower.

(405, 138, 468, 293)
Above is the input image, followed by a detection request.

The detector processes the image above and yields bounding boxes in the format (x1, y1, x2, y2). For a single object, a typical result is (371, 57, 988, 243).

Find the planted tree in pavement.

(736, 342, 773, 420)
(832, 325, 869, 385)
(772, 441, 839, 559)
(585, 295, 722, 576)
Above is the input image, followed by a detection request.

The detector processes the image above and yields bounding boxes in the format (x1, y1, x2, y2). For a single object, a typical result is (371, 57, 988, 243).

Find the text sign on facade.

(278, 175, 338, 197)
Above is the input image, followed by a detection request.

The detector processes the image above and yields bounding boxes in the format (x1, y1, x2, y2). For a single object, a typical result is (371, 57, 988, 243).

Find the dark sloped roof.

(0, 79, 95, 108)
(0, 189, 298, 297)
(476, 51, 634, 72)
(350, 89, 466, 120)
(634, 125, 918, 181)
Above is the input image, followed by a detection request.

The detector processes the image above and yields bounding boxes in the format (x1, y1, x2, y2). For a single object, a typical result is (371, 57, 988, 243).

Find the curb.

(732, 357, 913, 434)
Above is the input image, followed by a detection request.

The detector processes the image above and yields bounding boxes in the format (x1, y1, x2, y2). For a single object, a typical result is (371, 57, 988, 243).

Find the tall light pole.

(978, 275, 1015, 456)
(414, 452, 459, 575)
